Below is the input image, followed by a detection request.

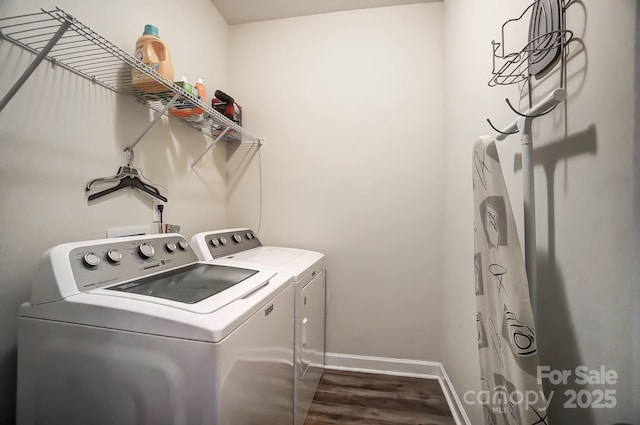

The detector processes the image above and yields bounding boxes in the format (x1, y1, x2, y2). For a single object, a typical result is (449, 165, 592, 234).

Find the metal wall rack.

(486, 0, 573, 322)
(0, 7, 262, 169)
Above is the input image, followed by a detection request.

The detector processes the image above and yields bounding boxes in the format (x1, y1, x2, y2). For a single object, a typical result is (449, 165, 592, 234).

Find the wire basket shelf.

(488, 0, 573, 88)
(0, 7, 260, 145)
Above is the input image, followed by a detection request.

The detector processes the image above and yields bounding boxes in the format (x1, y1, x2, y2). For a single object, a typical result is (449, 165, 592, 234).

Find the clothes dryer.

(191, 229, 325, 425)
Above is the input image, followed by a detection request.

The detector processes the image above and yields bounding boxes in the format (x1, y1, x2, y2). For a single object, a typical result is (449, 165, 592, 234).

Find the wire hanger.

(85, 148, 168, 202)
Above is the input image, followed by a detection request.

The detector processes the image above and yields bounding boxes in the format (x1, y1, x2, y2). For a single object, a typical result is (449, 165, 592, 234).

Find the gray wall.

(634, 3, 640, 421)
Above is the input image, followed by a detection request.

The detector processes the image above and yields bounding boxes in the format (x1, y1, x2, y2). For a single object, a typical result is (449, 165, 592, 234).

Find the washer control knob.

(106, 250, 122, 263)
(178, 241, 189, 251)
(210, 238, 219, 247)
(83, 252, 101, 268)
(218, 237, 227, 246)
(165, 242, 177, 253)
(233, 233, 242, 243)
(251, 232, 256, 239)
(138, 243, 155, 259)
(246, 232, 253, 240)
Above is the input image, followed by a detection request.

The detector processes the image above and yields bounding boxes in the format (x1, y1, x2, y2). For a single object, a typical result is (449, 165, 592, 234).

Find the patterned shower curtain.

(472, 136, 548, 425)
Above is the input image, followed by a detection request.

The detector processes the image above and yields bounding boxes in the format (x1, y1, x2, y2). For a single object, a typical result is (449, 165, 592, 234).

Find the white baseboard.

(324, 352, 472, 425)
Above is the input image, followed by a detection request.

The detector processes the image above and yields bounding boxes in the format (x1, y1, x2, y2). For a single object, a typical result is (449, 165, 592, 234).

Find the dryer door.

(298, 270, 325, 378)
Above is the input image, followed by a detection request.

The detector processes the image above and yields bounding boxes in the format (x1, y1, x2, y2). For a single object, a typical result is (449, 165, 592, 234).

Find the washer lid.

(222, 247, 324, 281)
(89, 262, 274, 315)
(106, 263, 257, 304)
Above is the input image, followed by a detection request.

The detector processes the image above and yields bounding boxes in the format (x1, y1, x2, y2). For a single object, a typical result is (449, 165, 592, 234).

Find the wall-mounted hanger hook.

(505, 97, 558, 119)
(487, 118, 518, 136)
(124, 147, 134, 166)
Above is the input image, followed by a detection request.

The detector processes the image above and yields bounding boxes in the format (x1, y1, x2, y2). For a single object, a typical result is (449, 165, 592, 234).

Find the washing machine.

(191, 228, 325, 425)
(16, 233, 294, 425)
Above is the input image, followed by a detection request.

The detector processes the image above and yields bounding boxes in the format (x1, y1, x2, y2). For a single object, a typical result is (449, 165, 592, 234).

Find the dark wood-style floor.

(304, 370, 456, 425)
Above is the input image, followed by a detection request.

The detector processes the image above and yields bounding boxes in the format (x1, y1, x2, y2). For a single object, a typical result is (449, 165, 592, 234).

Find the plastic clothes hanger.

(85, 148, 168, 202)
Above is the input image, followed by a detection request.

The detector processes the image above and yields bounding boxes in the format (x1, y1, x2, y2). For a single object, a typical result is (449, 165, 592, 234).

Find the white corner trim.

(438, 363, 473, 425)
(324, 352, 471, 425)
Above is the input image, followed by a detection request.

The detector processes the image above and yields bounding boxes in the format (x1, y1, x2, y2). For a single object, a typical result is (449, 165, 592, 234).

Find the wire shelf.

(0, 7, 261, 146)
(489, 29, 573, 87)
(488, 0, 573, 88)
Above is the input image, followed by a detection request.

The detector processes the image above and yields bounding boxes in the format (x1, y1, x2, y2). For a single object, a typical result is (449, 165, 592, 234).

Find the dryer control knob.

(138, 243, 155, 259)
(106, 249, 122, 263)
(83, 252, 101, 268)
(246, 232, 253, 240)
(219, 237, 227, 246)
(233, 233, 242, 243)
(210, 238, 219, 247)
(178, 241, 189, 251)
(165, 242, 177, 253)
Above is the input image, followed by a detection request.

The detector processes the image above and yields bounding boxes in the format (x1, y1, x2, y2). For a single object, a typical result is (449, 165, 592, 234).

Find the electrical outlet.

(152, 200, 164, 223)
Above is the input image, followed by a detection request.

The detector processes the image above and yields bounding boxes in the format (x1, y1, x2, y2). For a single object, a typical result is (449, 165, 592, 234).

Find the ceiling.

(210, 0, 439, 25)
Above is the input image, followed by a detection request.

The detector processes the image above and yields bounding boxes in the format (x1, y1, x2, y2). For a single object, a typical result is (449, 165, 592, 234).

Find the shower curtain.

(472, 136, 547, 425)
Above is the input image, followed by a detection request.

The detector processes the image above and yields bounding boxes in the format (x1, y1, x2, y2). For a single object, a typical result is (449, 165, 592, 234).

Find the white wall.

(226, 4, 445, 361)
(0, 0, 230, 422)
(442, 0, 638, 424)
